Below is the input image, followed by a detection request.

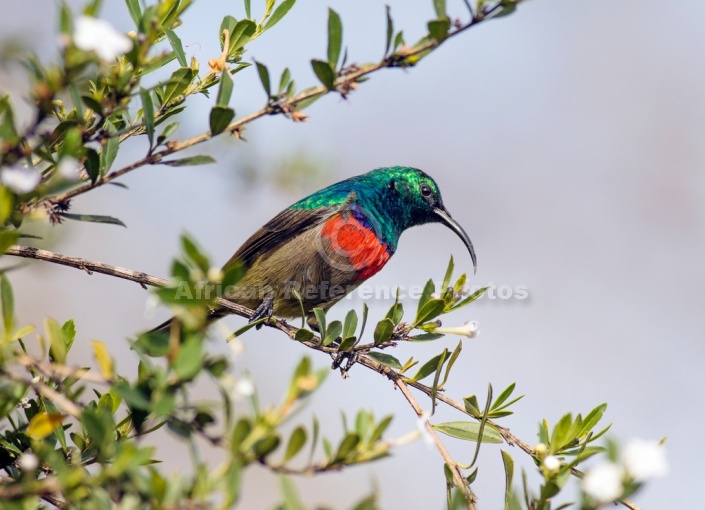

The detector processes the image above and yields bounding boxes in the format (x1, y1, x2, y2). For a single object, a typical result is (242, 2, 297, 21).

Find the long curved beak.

(433, 206, 477, 275)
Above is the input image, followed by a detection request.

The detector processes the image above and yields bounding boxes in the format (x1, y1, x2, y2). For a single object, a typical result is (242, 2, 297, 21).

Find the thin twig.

(3, 244, 642, 510)
(0, 476, 64, 507)
(2, 370, 81, 419)
(33, 11, 493, 208)
(394, 376, 476, 509)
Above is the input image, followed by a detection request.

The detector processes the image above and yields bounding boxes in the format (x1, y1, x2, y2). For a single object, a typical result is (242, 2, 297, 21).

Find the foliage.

(0, 0, 663, 509)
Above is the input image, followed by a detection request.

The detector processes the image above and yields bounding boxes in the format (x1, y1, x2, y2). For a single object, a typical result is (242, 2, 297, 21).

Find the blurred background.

(1, 0, 704, 507)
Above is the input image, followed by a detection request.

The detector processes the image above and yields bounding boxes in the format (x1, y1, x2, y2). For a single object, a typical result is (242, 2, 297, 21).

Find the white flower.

(207, 267, 223, 283)
(57, 157, 81, 179)
(622, 438, 668, 481)
(582, 462, 624, 503)
(18, 452, 39, 471)
(1, 166, 41, 193)
(534, 442, 548, 455)
(543, 455, 561, 472)
(233, 378, 255, 397)
(415, 411, 434, 449)
(74, 16, 132, 62)
(433, 320, 479, 339)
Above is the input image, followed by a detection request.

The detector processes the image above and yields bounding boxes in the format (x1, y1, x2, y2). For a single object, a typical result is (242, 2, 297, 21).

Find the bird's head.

(362, 167, 478, 273)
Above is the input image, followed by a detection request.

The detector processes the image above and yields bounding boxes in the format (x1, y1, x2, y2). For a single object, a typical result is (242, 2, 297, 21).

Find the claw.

(331, 351, 358, 378)
(250, 294, 274, 329)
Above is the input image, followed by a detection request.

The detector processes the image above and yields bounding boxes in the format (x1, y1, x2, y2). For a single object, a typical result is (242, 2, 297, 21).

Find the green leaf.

(418, 279, 435, 311)
(373, 318, 395, 345)
(0, 189, 15, 226)
(441, 256, 454, 294)
(492, 383, 516, 411)
(412, 352, 445, 382)
(433, 421, 503, 444)
(173, 337, 204, 381)
(84, 148, 100, 183)
(337, 335, 357, 352)
(493, 3, 517, 18)
(452, 286, 489, 310)
(59, 213, 126, 227)
(341, 309, 358, 339)
(434, 0, 446, 18)
(45, 317, 67, 363)
(61, 319, 76, 352)
(165, 29, 187, 67)
(279, 475, 305, 510)
(384, 6, 393, 56)
(126, 0, 142, 26)
(312, 308, 326, 338)
(161, 155, 216, 166)
(99, 121, 119, 175)
(159, 122, 179, 143)
(228, 19, 257, 54)
(414, 298, 445, 326)
(209, 106, 235, 135)
(463, 395, 480, 417)
(216, 68, 234, 106)
(311, 59, 335, 90)
(430, 348, 448, 414)
(385, 300, 403, 325)
(440, 340, 462, 387)
(264, 0, 296, 31)
(278, 67, 291, 95)
(284, 426, 307, 462)
(578, 403, 607, 438)
(323, 320, 342, 346)
(335, 432, 360, 461)
(393, 31, 405, 51)
(162, 67, 196, 106)
(244, 0, 251, 18)
(327, 8, 343, 68)
(255, 60, 271, 98)
(501, 450, 514, 510)
(181, 235, 210, 272)
(0, 230, 19, 255)
(0, 274, 14, 335)
(294, 328, 314, 342)
(367, 351, 401, 370)
(358, 303, 369, 340)
(408, 333, 444, 342)
(139, 88, 155, 150)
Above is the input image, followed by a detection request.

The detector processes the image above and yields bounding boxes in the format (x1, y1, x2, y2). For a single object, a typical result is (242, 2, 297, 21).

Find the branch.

(394, 376, 476, 508)
(0, 476, 64, 507)
(3, 244, 641, 510)
(34, 10, 497, 208)
(1, 370, 81, 419)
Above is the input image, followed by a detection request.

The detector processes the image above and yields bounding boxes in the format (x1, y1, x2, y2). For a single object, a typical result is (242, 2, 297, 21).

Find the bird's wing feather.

(223, 202, 347, 269)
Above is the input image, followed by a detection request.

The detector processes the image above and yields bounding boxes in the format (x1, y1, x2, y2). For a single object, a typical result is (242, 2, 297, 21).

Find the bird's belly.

(227, 214, 391, 316)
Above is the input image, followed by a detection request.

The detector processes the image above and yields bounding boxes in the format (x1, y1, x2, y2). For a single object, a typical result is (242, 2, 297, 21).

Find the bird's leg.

(250, 293, 274, 330)
(331, 351, 359, 378)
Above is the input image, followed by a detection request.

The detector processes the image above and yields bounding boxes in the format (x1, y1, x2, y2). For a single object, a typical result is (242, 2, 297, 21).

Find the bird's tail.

(146, 309, 229, 335)
(147, 316, 176, 334)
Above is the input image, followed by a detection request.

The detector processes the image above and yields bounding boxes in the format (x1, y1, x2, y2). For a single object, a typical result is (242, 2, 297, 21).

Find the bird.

(150, 166, 476, 333)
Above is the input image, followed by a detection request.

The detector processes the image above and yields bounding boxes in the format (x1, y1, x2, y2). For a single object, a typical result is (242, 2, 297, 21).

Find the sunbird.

(152, 166, 476, 332)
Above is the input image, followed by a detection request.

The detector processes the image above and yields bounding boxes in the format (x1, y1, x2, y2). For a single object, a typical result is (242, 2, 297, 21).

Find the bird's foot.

(331, 351, 358, 379)
(250, 295, 274, 330)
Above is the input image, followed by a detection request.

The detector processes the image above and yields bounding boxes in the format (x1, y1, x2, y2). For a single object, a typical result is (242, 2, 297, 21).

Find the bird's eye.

(420, 184, 433, 197)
